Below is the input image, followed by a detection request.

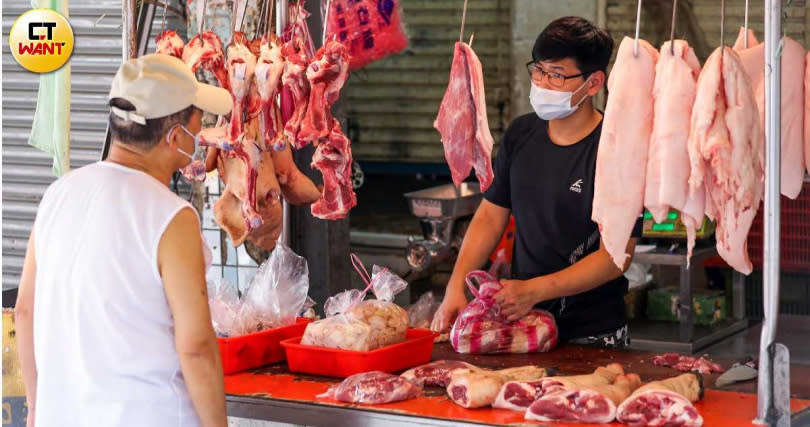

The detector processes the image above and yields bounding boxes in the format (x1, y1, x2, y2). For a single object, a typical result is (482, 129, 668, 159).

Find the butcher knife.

(715, 357, 758, 387)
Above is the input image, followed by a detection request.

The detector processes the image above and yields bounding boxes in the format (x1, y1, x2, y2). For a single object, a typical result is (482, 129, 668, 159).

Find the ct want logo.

(9, 9, 74, 73)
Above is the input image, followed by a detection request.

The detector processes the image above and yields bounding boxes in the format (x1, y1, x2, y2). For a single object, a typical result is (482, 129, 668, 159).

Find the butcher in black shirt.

(431, 17, 642, 348)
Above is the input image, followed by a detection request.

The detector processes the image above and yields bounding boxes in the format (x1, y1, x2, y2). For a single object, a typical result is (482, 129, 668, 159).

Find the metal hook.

(744, 0, 749, 48)
(633, 0, 642, 57)
(257, 0, 267, 38)
(720, 0, 726, 59)
(323, 0, 332, 46)
(459, 0, 469, 42)
(669, 0, 678, 55)
(160, 0, 168, 34)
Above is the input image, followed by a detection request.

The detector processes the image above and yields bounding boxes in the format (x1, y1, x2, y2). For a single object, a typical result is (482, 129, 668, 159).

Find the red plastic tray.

(218, 318, 312, 375)
(281, 328, 438, 378)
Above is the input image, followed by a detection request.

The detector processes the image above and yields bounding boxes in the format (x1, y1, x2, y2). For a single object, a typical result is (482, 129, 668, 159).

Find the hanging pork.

(592, 37, 658, 270)
(434, 40, 495, 191)
(644, 40, 704, 261)
(732, 28, 806, 199)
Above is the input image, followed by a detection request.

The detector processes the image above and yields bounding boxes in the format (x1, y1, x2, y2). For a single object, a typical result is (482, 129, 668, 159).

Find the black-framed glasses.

(526, 61, 587, 88)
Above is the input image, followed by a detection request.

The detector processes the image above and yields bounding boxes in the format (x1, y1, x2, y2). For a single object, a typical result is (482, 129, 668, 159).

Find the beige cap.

(108, 54, 232, 123)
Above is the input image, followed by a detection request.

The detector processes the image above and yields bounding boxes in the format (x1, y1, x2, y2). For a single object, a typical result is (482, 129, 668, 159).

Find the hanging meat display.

(149, 0, 360, 250)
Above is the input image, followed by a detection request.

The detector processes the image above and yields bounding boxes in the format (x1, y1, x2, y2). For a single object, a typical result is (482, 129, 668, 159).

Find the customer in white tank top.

(14, 54, 233, 427)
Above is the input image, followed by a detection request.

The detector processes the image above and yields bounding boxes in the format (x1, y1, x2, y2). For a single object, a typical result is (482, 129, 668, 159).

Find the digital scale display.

(642, 209, 715, 239)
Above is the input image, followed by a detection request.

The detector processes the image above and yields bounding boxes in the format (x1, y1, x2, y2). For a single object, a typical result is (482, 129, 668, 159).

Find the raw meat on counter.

(155, 30, 184, 58)
(493, 364, 624, 411)
(299, 40, 350, 144)
(400, 360, 477, 388)
(525, 374, 642, 424)
(688, 47, 763, 275)
(616, 373, 704, 426)
(733, 28, 806, 200)
(593, 36, 658, 270)
(447, 365, 548, 409)
(434, 41, 494, 191)
(318, 371, 422, 404)
(450, 271, 557, 354)
(406, 291, 439, 329)
(652, 353, 725, 374)
(644, 40, 704, 260)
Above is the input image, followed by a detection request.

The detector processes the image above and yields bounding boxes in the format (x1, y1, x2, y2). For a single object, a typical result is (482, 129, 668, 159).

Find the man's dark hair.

(532, 16, 614, 75)
(108, 98, 197, 151)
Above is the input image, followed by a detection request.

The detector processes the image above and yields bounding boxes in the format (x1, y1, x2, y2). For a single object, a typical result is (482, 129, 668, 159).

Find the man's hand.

(494, 279, 542, 322)
(430, 290, 468, 333)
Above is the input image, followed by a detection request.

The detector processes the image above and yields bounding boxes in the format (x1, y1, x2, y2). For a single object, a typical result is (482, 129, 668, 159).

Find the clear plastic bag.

(407, 291, 439, 329)
(324, 0, 409, 71)
(301, 256, 409, 351)
(208, 278, 243, 337)
(450, 271, 558, 354)
(237, 243, 310, 334)
(317, 371, 422, 404)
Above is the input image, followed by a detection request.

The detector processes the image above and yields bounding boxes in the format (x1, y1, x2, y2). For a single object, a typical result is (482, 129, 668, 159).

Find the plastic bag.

(318, 371, 422, 404)
(407, 291, 439, 329)
(325, 0, 409, 71)
(301, 256, 409, 351)
(450, 271, 558, 354)
(237, 244, 310, 334)
(208, 278, 243, 337)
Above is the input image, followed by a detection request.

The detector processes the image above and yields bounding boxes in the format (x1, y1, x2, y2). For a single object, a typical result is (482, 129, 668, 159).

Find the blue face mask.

(170, 124, 206, 182)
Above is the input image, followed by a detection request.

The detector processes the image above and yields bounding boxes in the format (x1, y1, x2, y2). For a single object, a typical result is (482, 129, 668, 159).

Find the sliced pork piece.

(298, 40, 350, 144)
(281, 37, 311, 149)
(254, 35, 286, 151)
(400, 360, 477, 388)
(493, 364, 625, 412)
(644, 40, 704, 260)
(733, 28, 806, 199)
(311, 120, 356, 220)
(526, 374, 641, 424)
(227, 32, 258, 141)
(318, 371, 422, 404)
(434, 41, 494, 191)
(592, 37, 658, 269)
(689, 47, 763, 275)
(446, 365, 547, 409)
(616, 373, 704, 427)
(155, 30, 184, 58)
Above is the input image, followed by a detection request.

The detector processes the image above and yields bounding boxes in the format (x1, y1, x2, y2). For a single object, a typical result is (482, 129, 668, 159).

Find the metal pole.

(123, 0, 137, 60)
(756, 0, 784, 423)
(277, 0, 290, 247)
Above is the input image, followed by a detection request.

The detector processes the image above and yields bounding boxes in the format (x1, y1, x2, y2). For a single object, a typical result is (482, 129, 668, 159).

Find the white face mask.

(169, 124, 206, 182)
(529, 75, 592, 121)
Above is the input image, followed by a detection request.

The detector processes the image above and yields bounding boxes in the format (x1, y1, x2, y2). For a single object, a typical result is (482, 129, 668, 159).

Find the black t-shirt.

(483, 113, 642, 342)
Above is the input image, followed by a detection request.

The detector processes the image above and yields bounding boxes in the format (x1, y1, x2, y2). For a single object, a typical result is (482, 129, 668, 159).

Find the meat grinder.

(403, 183, 483, 271)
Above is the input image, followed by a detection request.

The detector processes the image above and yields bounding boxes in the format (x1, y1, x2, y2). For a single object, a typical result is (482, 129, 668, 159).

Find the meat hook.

(633, 0, 642, 57)
(459, 0, 469, 43)
(720, 0, 726, 60)
(160, 0, 168, 34)
(744, 0, 749, 48)
(669, 0, 677, 56)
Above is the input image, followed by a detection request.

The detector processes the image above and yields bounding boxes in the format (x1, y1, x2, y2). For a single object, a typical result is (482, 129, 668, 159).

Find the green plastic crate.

(646, 287, 726, 326)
